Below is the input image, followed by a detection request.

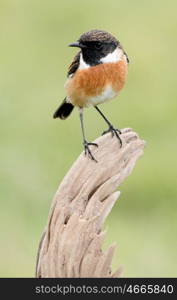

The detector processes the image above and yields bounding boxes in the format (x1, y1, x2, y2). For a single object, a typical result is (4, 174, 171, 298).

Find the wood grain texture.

(36, 128, 145, 278)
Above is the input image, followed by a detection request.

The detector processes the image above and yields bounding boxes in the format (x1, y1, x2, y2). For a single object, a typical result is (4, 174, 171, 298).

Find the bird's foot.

(83, 140, 98, 162)
(102, 125, 122, 147)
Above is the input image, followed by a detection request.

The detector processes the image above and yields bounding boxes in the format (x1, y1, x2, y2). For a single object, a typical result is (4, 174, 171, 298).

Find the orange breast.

(65, 60, 128, 107)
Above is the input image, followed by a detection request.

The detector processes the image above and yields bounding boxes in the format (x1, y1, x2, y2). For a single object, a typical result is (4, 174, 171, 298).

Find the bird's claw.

(83, 141, 98, 162)
(102, 125, 122, 146)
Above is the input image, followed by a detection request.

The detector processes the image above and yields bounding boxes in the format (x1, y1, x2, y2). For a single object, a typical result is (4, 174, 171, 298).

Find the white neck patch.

(79, 53, 90, 70)
(78, 47, 124, 71)
(100, 47, 123, 64)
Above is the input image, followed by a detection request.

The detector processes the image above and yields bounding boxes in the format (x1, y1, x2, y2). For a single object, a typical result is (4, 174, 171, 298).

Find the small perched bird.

(53, 29, 129, 161)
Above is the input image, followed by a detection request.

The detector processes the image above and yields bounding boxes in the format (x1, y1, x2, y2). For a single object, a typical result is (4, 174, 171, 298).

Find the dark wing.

(124, 51, 129, 64)
(53, 52, 81, 120)
(67, 51, 81, 77)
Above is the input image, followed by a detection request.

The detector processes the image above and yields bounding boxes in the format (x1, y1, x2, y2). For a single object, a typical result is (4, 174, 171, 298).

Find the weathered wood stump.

(36, 128, 145, 278)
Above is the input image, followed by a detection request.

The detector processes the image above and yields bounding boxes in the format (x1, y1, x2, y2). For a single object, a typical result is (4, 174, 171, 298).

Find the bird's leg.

(95, 106, 122, 146)
(79, 108, 98, 162)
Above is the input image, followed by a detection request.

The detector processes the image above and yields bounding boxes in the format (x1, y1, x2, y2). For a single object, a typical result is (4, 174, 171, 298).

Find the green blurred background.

(0, 0, 177, 277)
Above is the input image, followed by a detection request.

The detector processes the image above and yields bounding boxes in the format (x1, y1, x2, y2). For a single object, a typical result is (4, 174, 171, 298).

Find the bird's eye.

(95, 42, 102, 50)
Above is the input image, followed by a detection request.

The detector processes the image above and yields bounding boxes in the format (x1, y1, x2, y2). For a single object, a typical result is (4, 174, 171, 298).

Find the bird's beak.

(68, 42, 86, 49)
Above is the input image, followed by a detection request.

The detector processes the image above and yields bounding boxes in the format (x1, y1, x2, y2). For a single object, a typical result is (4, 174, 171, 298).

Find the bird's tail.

(53, 98, 74, 120)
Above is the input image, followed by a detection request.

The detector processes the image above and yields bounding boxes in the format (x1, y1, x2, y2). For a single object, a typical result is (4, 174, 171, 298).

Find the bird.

(53, 29, 129, 162)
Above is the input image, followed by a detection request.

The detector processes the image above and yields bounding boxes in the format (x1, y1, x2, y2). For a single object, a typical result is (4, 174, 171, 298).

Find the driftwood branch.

(36, 128, 145, 278)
